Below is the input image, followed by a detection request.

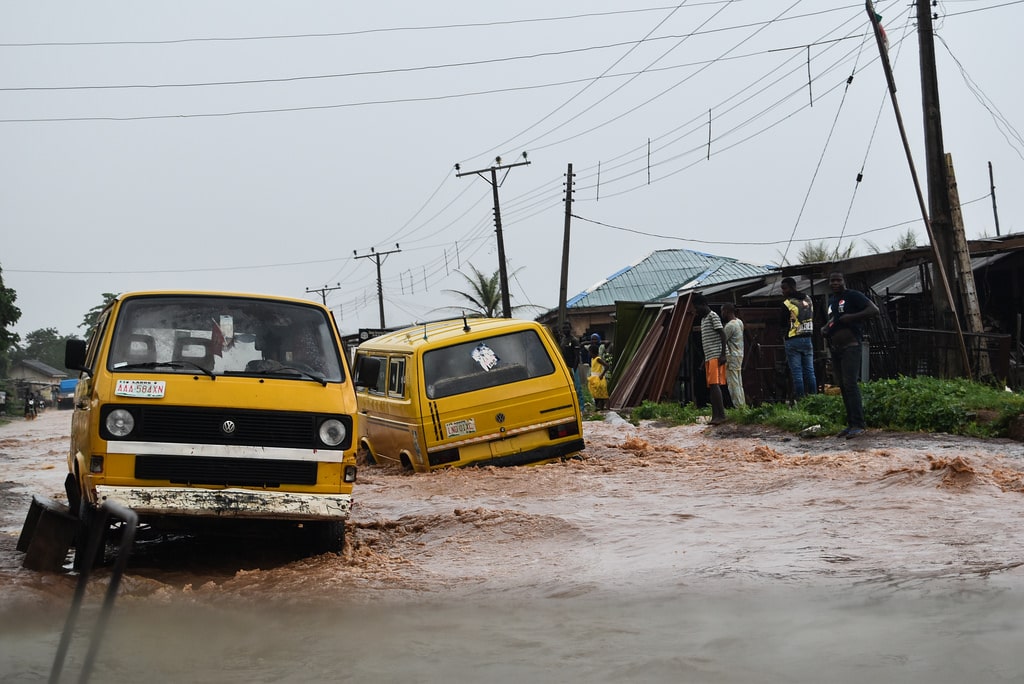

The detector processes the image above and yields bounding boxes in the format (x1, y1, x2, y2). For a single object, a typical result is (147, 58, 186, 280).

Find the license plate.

(445, 418, 476, 438)
(114, 379, 167, 398)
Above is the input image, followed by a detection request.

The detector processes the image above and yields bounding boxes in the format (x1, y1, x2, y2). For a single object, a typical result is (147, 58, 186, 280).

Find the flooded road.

(2, 409, 1024, 683)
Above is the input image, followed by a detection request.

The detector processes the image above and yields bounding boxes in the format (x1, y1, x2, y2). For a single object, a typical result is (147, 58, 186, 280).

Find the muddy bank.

(2, 410, 1023, 683)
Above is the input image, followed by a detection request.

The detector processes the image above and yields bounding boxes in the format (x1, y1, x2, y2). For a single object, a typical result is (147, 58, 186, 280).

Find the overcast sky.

(3, 1, 1022, 340)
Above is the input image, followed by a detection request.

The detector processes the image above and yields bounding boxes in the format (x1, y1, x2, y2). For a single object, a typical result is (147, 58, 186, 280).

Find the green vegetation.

(630, 400, 707, 425)
(627, 376, 1024, 438)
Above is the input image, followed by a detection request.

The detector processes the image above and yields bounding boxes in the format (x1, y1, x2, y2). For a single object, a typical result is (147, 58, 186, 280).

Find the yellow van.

(64, 291, 359, 557)
(352, 317, 584, 472)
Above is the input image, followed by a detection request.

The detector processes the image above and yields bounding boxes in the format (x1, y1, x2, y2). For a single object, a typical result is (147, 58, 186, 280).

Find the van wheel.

(72, 501, 107, 572)
(309, 520, 346, 555)
(357, 442, 377, 466)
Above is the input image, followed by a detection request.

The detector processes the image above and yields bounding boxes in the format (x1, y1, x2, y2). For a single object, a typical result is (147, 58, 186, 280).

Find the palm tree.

(439, 263, 539, 318)
(441, 264, 504, 317)
(866, 228, 919, 254)
(794, 240, 857, 264)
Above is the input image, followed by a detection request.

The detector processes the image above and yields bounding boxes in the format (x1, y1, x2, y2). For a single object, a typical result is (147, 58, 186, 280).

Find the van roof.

(115, 290, 328, 309)
(358, 317, 545, 352)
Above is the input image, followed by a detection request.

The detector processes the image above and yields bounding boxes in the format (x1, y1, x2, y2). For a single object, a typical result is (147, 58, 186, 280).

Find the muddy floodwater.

(2, 409, 1024, 683)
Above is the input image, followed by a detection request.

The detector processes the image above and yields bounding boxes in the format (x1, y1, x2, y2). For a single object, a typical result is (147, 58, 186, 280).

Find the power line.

(0, 5, 732, 48)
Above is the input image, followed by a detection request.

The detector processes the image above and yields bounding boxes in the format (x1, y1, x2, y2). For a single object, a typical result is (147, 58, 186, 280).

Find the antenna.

(462, 312, 470, 332)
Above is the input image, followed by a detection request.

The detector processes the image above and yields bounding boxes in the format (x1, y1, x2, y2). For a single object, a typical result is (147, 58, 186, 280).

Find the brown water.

(2, 409, 1023, 683)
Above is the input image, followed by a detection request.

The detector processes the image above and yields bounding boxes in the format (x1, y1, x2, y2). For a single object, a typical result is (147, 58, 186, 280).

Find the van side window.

(388, 357, 406, 398)
(367, 355, 388, 395)
(84, 309, 111, 370)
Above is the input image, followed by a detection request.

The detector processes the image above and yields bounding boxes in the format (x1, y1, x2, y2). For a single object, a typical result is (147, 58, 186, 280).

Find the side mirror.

(353, 356, 380, 390)
(65, 339, 88, 373)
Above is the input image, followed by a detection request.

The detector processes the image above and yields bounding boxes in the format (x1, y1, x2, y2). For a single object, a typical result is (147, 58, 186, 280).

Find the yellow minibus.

(353, 317, 584, 472)
(64, 291, 359, 560)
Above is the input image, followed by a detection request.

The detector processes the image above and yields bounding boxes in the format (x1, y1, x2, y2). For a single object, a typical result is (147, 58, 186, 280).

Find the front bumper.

(94, 485, 351, 521)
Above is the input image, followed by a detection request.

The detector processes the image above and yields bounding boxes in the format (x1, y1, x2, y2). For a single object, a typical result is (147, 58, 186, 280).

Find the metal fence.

(895, 328, 1015, 386)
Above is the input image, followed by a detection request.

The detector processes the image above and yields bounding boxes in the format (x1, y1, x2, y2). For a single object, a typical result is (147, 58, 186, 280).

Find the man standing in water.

(694, 294, 728, 425)
(822, 271, 879, 438)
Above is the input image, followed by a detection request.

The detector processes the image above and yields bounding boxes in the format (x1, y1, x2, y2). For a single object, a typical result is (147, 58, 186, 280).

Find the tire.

(72, 501, 106, 572)
(357, 441, 377, 466)
(309, 520, 346, 555)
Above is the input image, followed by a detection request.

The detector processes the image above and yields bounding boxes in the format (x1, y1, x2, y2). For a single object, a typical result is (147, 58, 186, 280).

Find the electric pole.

(865, 1, 971, 378)
(305, 283, 340, 305)
(455, 153, 530, 318)
(988, 161, 1001, 236)
(916, 1, 960, 337)
(354, 244, 401, 328)
(557, 163, 575, 327)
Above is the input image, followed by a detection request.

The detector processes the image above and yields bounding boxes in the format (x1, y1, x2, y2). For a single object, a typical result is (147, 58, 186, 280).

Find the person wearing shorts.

(694, 294, 728, 425)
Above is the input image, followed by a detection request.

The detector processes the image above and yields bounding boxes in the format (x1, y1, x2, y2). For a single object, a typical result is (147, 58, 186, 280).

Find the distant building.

(9, 358, 67, 403)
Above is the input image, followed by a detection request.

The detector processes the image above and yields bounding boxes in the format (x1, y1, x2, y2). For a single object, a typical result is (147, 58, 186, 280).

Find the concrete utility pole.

(557, 163, 575, 327)
(305, 283, 340, 305)
(455, 153, 530, 318)
(354, 245, 401, 328)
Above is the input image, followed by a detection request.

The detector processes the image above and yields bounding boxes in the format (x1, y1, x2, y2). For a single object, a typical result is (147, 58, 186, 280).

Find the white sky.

(3, 1, 1022, 340)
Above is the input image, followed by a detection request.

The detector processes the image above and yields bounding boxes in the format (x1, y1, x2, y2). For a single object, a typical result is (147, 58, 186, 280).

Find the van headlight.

(105, 409, 136, 438)
(318, 419, 347, 447)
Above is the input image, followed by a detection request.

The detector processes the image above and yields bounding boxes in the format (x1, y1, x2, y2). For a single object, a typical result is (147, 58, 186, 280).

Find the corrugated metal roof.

(743, 275, 825, 299)
(871, 254, 1011, 296)
(568, 249, 774, 308)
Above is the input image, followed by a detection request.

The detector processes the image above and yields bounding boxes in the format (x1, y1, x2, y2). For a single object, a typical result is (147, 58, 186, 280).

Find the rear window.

(423, 329, 555, 399)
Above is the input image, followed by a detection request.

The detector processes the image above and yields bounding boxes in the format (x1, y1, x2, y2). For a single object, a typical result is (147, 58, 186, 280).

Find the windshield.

(107, 295, 344, 382)
(423, 329, 555, 399)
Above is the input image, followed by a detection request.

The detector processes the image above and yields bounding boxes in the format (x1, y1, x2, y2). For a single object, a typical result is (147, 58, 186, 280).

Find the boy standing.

(694, 294, 728, 425)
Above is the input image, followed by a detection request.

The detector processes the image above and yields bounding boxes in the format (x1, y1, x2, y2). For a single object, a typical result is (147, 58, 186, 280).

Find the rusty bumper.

(94, 485, 351, 521)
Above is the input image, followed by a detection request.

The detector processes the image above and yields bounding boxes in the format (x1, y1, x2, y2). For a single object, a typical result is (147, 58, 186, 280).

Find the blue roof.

(568, 249, 774, 308)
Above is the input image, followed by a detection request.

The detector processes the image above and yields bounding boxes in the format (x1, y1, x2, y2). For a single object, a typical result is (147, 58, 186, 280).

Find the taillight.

(548, 422, 580, 439)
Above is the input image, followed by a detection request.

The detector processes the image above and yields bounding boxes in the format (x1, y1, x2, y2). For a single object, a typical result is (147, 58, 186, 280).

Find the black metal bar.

(49, 500, 138, 684)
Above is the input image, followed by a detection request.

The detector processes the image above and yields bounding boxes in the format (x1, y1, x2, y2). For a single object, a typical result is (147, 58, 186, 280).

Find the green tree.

(17, 328, 74, 371)
(81, 292, 119, 337)
(0, 265, 22, 377)
(439, 264, 537, 318)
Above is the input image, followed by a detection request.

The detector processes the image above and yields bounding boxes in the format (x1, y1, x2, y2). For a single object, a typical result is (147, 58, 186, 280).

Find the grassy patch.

(623, 377, 1024, 438)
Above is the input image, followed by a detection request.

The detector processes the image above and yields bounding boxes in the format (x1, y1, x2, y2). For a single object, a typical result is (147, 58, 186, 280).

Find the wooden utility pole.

(946, 156, 983, 334)
(455, 153, 530, 318)
(947, 155, 991, 377)
(989, 161, 1001, 236)
(865, 1, 971, 378)
(557, 163, 575, 327)
(354, 245, 401, 328)
(917, 2, 960, 339)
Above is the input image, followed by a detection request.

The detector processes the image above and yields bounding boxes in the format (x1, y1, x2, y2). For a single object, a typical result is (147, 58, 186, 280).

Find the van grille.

(136, 455, 317, 487)
(100, 404, 352, 450)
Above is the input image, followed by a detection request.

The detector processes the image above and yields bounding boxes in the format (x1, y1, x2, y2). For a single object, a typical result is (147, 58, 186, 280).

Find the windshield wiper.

(256, 366, 328, 386)
(114, 361, 216, 379)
